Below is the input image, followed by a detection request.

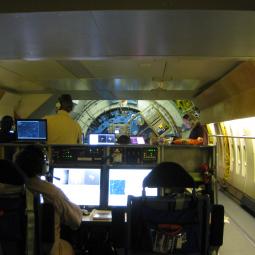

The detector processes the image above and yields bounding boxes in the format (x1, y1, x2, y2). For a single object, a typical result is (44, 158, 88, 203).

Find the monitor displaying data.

(16, 119, 47, 142)
(108, 168, 157, 206)
(52, 167, 101, 207)
(130, 136, 146, 144)
(89, 133, 115, 145)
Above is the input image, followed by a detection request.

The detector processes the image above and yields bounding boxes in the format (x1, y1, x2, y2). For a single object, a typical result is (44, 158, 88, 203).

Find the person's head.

(13, 144, 45, 177)
(56, 94, 74, 113)
(117, 135, 130, 144)
(183, 114, 197, 130)
(1, 115, 14, 130)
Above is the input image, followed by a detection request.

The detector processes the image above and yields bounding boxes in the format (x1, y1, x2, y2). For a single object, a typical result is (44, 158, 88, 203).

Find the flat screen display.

(52, 167, 101, 207)
(89, 133, 115, 145)
(16, 119, 47, 142)
(130, 136, 146, 144)
(108, 168, 157, 206)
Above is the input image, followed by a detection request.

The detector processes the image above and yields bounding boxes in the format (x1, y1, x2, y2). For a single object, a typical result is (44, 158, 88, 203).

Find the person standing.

(43, 94, 82, 144)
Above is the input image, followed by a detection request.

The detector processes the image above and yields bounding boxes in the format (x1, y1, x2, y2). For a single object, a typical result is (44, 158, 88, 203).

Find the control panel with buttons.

(52, 146, 105, 165)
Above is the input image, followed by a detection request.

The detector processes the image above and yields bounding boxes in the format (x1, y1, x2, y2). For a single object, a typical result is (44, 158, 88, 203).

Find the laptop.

(130, 136, 146, 145)
(89, 133, 115, 145)
(15, 119, 48, 143)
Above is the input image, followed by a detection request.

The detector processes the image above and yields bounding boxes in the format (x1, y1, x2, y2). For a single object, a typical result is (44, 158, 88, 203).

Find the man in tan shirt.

(43, 94, 82, 144)
(13, 144, 82, 255)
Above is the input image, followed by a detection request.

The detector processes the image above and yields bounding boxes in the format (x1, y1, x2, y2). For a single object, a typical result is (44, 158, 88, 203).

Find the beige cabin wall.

(194, 61, 255, 124)
(0, 92, 21, 120)
(14, 94, 52, 119)
(199, 88, 255, 124)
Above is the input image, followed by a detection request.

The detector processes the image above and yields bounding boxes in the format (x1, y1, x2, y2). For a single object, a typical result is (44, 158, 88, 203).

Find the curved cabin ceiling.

(1, 1, 255, 123)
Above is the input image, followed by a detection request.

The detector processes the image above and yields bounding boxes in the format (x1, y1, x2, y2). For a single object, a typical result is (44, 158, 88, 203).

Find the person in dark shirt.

(0, 115, 16, 143)
(183, 114, 208, 145)
(117, 135, 130, 144)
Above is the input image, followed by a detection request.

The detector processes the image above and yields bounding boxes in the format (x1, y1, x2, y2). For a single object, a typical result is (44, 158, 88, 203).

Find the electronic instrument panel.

(51, 145, 158, 166)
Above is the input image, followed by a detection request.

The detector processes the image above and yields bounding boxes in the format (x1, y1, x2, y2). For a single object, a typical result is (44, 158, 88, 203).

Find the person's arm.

(55, 191, 82, 230)
(197, 126, 209, 145)
(77, 125, 82, 144)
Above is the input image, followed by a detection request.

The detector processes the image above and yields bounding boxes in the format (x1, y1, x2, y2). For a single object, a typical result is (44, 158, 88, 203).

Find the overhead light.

(139, 64, 152, 67)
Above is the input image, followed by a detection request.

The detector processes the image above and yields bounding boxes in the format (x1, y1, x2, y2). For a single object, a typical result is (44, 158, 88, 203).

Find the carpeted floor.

(218, 190, 255, 255)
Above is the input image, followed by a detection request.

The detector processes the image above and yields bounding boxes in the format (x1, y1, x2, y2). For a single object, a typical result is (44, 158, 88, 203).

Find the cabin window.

(242, 144, 247, 177)
(236, 144, 241, 175)
(230, 143, 234, 172)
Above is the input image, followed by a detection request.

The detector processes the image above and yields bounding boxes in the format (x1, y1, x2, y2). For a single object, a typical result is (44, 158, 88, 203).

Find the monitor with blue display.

(15, 119, 47, 143)
(108, 168, 157, 207)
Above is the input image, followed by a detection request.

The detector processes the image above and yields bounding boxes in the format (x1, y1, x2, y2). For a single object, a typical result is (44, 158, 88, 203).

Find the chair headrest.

(0, 159, 28, 185)
(143, 162, 195, 189)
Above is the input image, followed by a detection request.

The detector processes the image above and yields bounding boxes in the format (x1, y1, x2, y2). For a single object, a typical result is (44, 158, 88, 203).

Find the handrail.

(209, 135, 255, 139)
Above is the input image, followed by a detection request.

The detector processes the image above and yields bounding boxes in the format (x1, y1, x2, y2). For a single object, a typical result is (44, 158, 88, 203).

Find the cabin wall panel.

(199, 88, 255, 124)
(195, 61, 255, 124)
(0, 105, 15, 119)
(242, 129, 255, 200)
(243, 139, 255, 200)
(228, 139, 235, 185)
(14, 94, 52, 119)
(214, 124, 226, 180)
(230, 126, 246, 192)
(0, 92, 21, 119)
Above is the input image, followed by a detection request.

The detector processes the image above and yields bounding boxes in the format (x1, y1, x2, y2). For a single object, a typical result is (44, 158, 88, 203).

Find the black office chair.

(126, 162, 224, 255)
(0, 159, 55, 255)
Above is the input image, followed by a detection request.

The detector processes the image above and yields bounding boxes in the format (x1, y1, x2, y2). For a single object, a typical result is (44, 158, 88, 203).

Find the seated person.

(0, 115, 16, 143)
(117, 135, 130, 144)
(13, 144, 82, 255)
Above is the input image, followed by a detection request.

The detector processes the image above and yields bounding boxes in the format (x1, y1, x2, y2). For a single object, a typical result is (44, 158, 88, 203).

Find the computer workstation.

(0, 139, 217, 254)
(48, 165, 158, 222)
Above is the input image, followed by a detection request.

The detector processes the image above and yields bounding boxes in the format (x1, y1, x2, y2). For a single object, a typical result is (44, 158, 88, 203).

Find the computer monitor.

(51, 167, 101, 208)
(15, 119, 47, 143)
(130, 136, 146, 145)
(89, 133, 115, 145)
(108, 168, 157, 207)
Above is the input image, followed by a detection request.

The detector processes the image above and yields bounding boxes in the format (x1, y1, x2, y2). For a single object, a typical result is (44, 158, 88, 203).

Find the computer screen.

(52, 167, 101, 207)
(108, 168, 157, 206)
(89, 133, 115, 145)
(16, 119, 47, 142)
(130, 136, 146, 144)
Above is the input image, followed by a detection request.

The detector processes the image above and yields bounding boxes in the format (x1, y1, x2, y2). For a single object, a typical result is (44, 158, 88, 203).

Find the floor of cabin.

(218, 190, 255, 255)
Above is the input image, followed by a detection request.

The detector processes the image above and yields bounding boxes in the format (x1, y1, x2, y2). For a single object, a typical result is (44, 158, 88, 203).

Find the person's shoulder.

(42, 115, 52, 120)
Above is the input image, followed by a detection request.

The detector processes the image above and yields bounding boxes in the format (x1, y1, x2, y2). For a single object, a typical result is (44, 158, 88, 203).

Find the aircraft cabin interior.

(1, 1, 255, 255)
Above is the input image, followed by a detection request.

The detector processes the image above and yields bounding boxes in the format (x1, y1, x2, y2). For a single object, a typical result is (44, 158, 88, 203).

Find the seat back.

(126, 162, 223, 255)
(0, 159, 55, 255)
(142, 162, 196, 199)
(127, 195, 210, 255)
